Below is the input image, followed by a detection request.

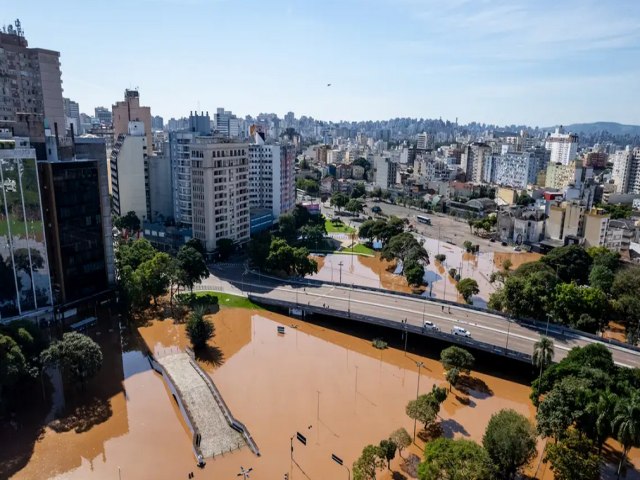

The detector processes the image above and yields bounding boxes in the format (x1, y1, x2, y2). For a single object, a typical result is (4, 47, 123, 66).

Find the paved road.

(205, 266, 640, 368)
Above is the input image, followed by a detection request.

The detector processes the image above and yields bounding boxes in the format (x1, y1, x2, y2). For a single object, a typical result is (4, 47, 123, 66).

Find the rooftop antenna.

(15, 19, 23, 37)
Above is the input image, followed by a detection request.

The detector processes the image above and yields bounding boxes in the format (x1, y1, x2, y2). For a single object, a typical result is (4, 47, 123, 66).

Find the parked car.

(451, 326, 471, 337)
(501, 241, 508, 247)
(423, 320, 440, 331)
(513, 246, 521, 252)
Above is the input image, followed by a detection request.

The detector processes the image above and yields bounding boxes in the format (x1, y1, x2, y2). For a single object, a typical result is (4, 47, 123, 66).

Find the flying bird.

(327, 83, 332, 87)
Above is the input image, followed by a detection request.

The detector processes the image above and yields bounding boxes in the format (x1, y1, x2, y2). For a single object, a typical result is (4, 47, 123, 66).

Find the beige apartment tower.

(112, 90, 152, 152)
(190, 139, 250, 252)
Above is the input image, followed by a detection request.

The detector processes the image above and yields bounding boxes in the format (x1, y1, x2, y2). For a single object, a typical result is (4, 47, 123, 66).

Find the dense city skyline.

(4, 0, 640, 126)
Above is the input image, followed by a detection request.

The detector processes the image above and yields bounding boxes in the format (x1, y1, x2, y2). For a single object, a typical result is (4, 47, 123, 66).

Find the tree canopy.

(40, 332, 103, 388)
(482, 409, 537, 479)
(418, 438, 493, 480)
(440, 346, 475, 374)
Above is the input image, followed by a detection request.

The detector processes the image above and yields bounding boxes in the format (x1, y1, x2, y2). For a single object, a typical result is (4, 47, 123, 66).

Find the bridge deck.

(157, 352, 245, 457)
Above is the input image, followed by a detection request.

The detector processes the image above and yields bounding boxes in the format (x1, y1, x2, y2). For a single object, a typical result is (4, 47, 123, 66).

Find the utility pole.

(338, 261, 344, 284)
(413, 361, 424, 441)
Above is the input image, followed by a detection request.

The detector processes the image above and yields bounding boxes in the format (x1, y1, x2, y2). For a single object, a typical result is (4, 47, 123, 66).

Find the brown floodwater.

(4, 308, 638, 479)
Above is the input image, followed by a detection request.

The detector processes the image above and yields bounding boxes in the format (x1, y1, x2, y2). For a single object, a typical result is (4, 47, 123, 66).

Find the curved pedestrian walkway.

(157, 352, 246, 458)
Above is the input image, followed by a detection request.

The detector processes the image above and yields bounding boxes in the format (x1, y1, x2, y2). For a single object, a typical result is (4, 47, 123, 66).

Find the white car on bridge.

(451, 326, 471, 337)
(423, 321, 440, 332)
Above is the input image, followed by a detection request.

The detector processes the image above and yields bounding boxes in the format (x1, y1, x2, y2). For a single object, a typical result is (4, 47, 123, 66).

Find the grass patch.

(193, 291, 262, 310)
(349, 243, 375, 255)
(325, 218, 355, 234)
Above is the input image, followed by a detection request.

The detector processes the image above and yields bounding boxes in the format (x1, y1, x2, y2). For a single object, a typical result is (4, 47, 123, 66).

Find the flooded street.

(310, 237, 542, 306)
(4, 307, 638, 479)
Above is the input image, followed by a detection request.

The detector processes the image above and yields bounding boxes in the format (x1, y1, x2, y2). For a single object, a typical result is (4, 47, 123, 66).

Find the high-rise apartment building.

(374, 155, 397, 189)
(461, 143, 491, 183)
(110, 121, 150, 221)
(493, 152, 538, 189)
(611, 146, 640, 194)
(112, 89, 152, 151)
(214, 108, 240, 138)
(0, 133, 53, 323)
(248, 132, 295, 219)
(63, 97, 81, 135)
(546, 127, 578, 166)
(94, 106, 112, 126)
(0, 24, 65, 154)
(190, 140, 250, 252)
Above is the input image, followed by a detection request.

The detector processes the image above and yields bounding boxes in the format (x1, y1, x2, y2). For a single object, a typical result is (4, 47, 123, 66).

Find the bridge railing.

(184, 348, 260, 457)
(249, 295, 533, 363)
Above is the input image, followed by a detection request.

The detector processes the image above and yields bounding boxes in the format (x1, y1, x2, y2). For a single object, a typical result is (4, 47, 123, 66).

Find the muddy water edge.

(2, 306, 638, 479)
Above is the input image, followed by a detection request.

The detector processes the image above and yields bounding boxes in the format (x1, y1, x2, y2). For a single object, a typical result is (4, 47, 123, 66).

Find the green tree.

(463, 240, 474, 252)
(115, 238, 156, 271)
(299, 224, 326, 249)
(379, 439, 397, 469)
(216, 238, 234, 260)
(345, 198, 364, 214)
(406, 393, 441, 431)
(404, 262, 425, 286)
(587, 246, 620, 271)
(292, 247, 318, 277)
(248, 231, 272, 269)
(0, 334, 27, 397)
(541, 245, 592, 284)
(456, 278, 479, 303)
(330, 192, 349, 211)
(277, 213, 298, 244)
(589, 265, 614, 294)
(445, 367, 460, 392)
(612, 391, 640, 478)
(40, 332, 102, 388)
(381, 232, 428, 265)
(114, 210, 141, 232)
(482, 409, 537, 479)
(419, 438, 493, 480)
(389, 428, 411, 459)
(440, 346, 475, 374)
(434, 254, 446, 263)
(544, 429, 600, 480)
(536, 377, 592, 440)
(296, 178, 319, 194)
(516, 193, 535, 206)
(176, 245, 209, 293)
(186, 307, 215, 350)
(351, 182, 366, 198)
(353, 444, 384, 480)
(585, 390, 618, 452)
(551, 283, 608, 332)
(533, 336, 555, 385)
(137, 252, 173, 305)
(185, 237, 206, 256)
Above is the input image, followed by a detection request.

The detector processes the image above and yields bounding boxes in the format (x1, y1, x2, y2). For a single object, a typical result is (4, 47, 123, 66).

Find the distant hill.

(546, 122, 640, 136)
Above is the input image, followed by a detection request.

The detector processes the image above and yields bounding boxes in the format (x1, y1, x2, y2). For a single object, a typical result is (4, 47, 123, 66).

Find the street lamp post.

(413, 361, 424, 441)
(545, 313, 551, 336)
(338, 261, 344, 284)
(505, 319, 512, 352)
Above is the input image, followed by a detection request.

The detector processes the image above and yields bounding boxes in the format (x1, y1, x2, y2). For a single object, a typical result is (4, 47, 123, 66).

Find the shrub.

(372, 338, 388, 349)
(175, 292, 219, 312)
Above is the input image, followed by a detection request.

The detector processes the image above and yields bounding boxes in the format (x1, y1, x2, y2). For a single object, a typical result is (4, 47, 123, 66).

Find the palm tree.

(586, 390, 618, 454)
(532, 336, 554, 384)
(612, 392, 640, 479)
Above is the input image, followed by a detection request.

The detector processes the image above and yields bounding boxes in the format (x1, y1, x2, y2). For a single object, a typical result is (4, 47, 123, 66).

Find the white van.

(451, 326, 471, 337)
(423, 320, 440, 331)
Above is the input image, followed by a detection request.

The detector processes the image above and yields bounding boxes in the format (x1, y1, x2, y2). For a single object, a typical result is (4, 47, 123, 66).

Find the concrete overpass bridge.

(199, 268, 640, 368)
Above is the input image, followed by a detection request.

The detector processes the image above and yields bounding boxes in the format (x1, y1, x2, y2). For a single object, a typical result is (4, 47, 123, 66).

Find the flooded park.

(309, 235, 542, 307)
(3, 303, 637, 479)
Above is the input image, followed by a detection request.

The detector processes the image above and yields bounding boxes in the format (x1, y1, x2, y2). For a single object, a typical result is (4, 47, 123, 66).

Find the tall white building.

(110, 121, 150, 221)
(611, 146, 640, 194)
(546, 127, 578, 166)
(214, 108, 240, 138)
(416, 132, 430, 150)
(248, 132, 295, 220)
(374, 155, 397, 189)
(190, 140, 250, 252)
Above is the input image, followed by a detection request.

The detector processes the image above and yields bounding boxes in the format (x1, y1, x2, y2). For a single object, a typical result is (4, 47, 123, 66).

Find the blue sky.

(4, 0, 640, 126)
